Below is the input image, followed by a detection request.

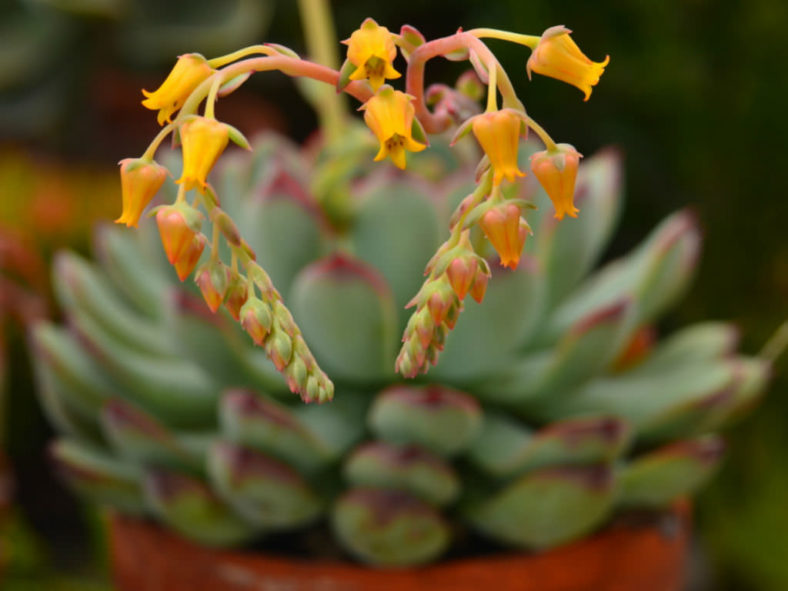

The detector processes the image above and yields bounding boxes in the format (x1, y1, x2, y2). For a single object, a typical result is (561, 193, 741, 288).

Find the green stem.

(141, 123, 174, 161)
(486, 62, 498, 112)
(524, 115, 558, 151)
(297, 0, 346, 142)
(760, 320, 788, 363)
(448, 171, 493, 246)
(208, 45, 275, 68)
(204, 74, 223, 119)
(467, 28, 540, 49)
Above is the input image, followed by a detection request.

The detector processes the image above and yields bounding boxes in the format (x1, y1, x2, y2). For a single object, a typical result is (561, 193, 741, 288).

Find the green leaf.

(344, 442, 459, 506)
(431, 263, 545, 383)
(618, 435, 725, 507)
(290, 255, 398, 383)
(332, 488, 449, 566)
(350, 181, 441, 317)
(143, 469, 254, 547)
(469, 413, 631, 478)
(466, 464, 615, 549)
(207, 441, 323, 530)
(219, 389, 331, 475)
(368, 385, 482, 457)
(51, 439, 145, 514)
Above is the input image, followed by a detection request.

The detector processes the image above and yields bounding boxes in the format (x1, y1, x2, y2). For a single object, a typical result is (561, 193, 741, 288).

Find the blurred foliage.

(0, 0, 785, 589)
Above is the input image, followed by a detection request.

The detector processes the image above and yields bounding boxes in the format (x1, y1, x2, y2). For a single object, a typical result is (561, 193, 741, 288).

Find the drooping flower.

(361, 86, 426, 170)
(343, 18, 401, 91)
(173, 234, 206, 281)
(155, 204, 202, 266)
(526, 26, 609, 101)
(195, 261, 228, 313)
(479, 203, 530, 269)
(530, 144, 583, 220)
(471, 110, 526, 186)
(115, 158, 167, 228)
(141, 54, 214, 125)
(177, 116, 230, 193)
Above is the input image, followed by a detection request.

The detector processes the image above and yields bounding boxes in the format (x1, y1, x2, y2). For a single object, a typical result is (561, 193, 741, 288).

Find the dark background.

(1, 1, 786, 589)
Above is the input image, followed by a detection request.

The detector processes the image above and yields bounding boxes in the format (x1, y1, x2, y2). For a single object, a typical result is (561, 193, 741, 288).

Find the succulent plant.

(31, 127, 771, 566)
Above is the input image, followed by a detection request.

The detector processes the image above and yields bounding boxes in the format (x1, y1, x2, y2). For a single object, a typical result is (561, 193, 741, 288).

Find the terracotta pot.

(110, 501, 689, 591)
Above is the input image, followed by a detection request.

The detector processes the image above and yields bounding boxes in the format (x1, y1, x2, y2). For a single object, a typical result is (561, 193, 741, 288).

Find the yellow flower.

(177, 116, 229, 193)
(343, 18, 401, 91)
(530, 144, 583, 220)
(527, 26, 609, 101)
(361, 86, 426, 170)
(142, 54, 214, 125)
(471, 110, 526, 186)
(115, 158, 167, 228)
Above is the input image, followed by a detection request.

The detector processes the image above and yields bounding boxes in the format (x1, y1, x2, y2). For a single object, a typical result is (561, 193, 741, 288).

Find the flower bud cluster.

(396, 236, 490, 378)
(239, 264, 334, 403)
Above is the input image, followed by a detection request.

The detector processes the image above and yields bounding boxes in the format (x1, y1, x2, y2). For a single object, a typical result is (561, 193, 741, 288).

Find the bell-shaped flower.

(479, 203, 529, 269)
(344, 18, 401, 91)
(141, 54, 214, 125)
(471, 110, 526, 186)
(530, 144, 583, 220)
(177, 116, 230, 193)
(115, 158, 167, 228)
(527, 26, 609, 101)
(361, 86, 426, 170)
(155, 203, 202, 266)
(173, 234, 206, 281)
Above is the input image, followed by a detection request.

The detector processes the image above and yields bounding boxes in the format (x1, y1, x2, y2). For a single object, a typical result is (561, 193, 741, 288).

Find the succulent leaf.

(290, 255, 398, 383)
(143, 469, 255, 546)
(368, 385, 482, 457)
(219, 389, 332, 475)
(51, 439, 145, 514)
(466, 464, 615, 549)
(350, 181, 442, 315)
(344, 442, 460, 506)
(469, 413, 631, 478)
(618, 435, 725, 507)
(332, 488, 450, 566)
(207, 441, 323, 529)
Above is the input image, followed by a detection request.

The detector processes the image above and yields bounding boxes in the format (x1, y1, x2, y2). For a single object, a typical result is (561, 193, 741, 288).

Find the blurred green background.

(1, 0, 785, 589)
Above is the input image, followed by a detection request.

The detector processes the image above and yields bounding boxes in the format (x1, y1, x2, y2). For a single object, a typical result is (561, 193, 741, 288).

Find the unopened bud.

(240, 296, 272, 345)
(266, 329, 293, 371)
(212, 208, 242, 247)
(155, 204, 202, 265)
(469, 267, 490, 303)
(173, 233, 206, 281)
(195, 261, 228, 313)
(224, 271, 249, 321)
(306, 375, 320, 401)
(285, 358, 308, 394)
(446, 256, 478, 300)
(414, 307, 435, 348)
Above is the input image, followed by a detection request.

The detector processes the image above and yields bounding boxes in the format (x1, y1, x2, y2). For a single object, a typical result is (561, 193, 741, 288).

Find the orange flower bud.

(530, 144, 583, 220)
(446, 256, 478, 301)
(141, 54, 214, 125)
(223, 271, 249, 321)
(471, 110, 526, 186)
(173, 234, 206, 281)
(177, 116, 230, 193)
(479, 203, 527, 269)
(240, 297, 273, 345)
(361, 86, 426, 170)
(115, 158, 167, 228)
(343, 18, 401, 91)
(527, 26, 609, 102)
(195, 261, 228, 313)
(155, 205, 201, 265)
(469, 268, 490, 303)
